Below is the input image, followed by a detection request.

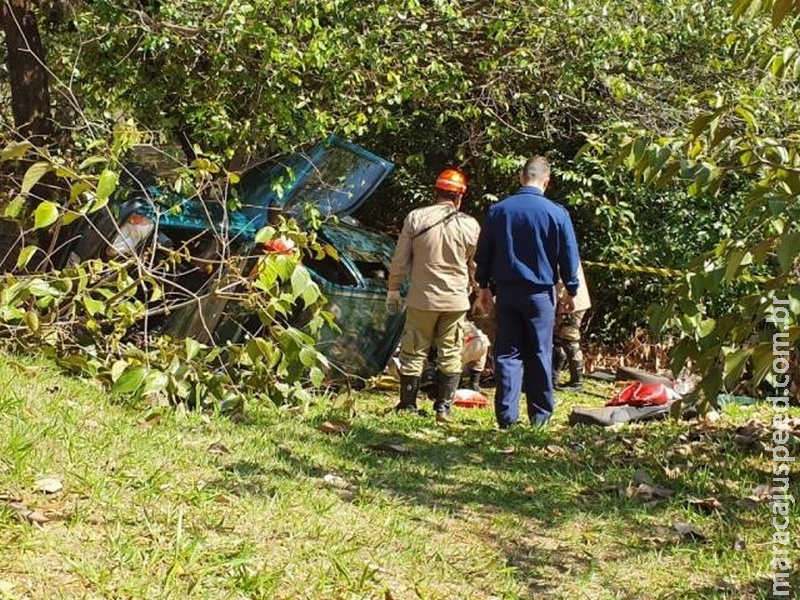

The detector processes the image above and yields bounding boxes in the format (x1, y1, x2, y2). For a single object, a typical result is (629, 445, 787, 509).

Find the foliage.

(0, 215, 333, 408)
(3, 0, 800, 404)
(579, 0, 800, 406)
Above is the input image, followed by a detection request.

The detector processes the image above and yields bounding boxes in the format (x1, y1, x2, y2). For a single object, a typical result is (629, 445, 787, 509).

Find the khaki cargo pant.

(399, 308, 466, 377)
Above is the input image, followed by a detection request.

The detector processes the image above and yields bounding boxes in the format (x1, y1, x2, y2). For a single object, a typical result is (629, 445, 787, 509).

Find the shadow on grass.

(219, 389, 795, 598)
(693, 570, 799, 599)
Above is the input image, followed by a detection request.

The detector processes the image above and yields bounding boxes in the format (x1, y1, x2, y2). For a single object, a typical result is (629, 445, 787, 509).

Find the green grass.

(1, 352, 798, 599)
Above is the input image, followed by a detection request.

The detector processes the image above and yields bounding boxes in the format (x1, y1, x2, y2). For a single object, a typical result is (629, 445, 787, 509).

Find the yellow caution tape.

(582, 260, 792, 284)
(582, 260, 684, 279)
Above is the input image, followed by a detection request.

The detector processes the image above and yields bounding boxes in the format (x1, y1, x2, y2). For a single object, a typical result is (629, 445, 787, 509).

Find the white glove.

(385, 290, 404, 315)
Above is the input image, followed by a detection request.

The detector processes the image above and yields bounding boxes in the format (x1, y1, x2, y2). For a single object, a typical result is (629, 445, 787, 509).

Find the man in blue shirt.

(475, 156, 581, 428)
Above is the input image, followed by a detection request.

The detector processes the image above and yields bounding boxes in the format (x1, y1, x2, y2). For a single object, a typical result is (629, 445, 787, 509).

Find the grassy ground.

(1, 353, 798, 599)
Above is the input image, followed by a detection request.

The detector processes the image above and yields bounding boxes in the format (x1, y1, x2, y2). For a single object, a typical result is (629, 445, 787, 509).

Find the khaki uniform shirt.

(388, 203, 481, 312)
(556, 262, 591, 314)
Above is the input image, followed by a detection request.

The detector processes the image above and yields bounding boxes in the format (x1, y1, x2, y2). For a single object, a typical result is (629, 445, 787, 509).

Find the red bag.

(452, 389, 489, 408)
(606, 382, 671, 407)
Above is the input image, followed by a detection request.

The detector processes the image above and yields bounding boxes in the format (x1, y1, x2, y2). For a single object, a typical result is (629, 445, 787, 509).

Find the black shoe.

(465, 368, 482, 392)
(565, 360, 584, 391)
(395, 375, 421, 411)
(433, 371, 461, 416)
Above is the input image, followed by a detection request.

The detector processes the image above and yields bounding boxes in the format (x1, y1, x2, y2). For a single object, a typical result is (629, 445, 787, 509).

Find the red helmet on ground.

(434, 168, 468, 194)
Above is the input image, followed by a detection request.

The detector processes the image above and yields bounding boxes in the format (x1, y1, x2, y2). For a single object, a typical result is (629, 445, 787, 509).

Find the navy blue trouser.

(493, 286, 556, 427)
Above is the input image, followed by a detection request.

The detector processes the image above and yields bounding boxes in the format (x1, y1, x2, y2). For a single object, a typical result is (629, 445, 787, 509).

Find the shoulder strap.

(412, 209, 458, 240)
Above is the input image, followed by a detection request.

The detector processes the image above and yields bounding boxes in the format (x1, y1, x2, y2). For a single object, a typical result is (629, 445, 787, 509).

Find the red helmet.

(434, 168, 468, 194)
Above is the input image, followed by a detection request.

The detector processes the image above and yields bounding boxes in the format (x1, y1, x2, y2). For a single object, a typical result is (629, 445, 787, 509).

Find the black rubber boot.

(466, 368, 482, 392)
(434, 371, 461, 423)
(565, 360, 584, 390)
(552, 345, 567, 389)
(395, 375, 420, 412)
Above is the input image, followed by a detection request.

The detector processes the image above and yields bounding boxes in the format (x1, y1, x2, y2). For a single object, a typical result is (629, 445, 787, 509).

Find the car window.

(303, 253, 359, 287)
(284, 146, 388, 216)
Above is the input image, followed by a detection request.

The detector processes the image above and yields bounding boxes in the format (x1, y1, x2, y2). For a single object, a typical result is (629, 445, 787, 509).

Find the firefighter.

(475, 156, 581, 428)
(553, 262, 591, 390)
(385, 168, 481, 422)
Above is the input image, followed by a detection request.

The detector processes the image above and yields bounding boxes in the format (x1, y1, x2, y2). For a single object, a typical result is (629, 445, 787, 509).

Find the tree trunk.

(1, 0, 52, 144)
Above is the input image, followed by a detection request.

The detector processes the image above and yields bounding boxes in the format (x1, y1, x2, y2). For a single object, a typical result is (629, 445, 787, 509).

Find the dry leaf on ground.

(624, 483, 673, 501)
(34, 477, 63, 494)
(319, 420, 352, 435)
(673, 521, 707, 543)
(735, 497, 761, 511)
(207, 441, 231, 455)
(685, 496, 724, 514)
(6, 502, 50, 526)
(322, 473, 351, 489)
(364, 443, 409, 455)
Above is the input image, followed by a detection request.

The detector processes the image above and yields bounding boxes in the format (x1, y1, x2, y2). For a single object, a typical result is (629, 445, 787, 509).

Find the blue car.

(57, 136, 405, 380)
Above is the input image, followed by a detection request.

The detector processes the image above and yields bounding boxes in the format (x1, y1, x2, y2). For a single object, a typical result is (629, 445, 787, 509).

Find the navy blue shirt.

(475, 185, 581, 296)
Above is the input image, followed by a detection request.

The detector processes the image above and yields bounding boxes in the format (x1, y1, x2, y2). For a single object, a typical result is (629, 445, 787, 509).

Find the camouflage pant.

(554, 310, 586, 364)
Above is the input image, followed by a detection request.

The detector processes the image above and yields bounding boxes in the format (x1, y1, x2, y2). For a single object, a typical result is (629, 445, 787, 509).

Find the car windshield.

(282, 145, 388, 216)
(237, 138, 391, 234)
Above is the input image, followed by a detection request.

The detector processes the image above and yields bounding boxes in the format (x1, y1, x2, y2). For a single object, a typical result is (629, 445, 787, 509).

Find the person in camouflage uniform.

(553, 262, 591, 390)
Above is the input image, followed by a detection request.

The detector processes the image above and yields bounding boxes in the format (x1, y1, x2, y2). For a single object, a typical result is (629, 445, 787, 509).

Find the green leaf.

(112, 366, 148, 395)
(95, 169, 119, 205)
(290, 264, 312, 299)
(309, 366, 325, 387)
(646, 302, 671, 333)
(33, 201, 59, 230)
(255, 226, 277, 244)
(28, 279, 61, 298)
(21, 162, 51, 196)
(701, 367, 722, 404)
(723, 347, 753, 388)
(24, 310, 39, 333)
(750, 342, 775, 387)
(690, 111, 717, 138)
(725, 248, 746, 282)
(62, 212, 81, 226)
(769, 52, 785, 77)
(732, 0, 755, 20)
(688, 273, 705, 300)
(776, 232, 800, 272)
(111, 360, 128, 382)
(185, 338, 203, 360)
(3, 195, 25, 218)
(82, 296, 105, 316)
(302, 281, 321, 307)
(670, 337, 695, 375)
(16, 245, 39, 269)
(698, 318, 716, 339)
(143, 371, 169, 394)
(78, 155, 107, 170)
(735, 106, 758, 132)
(0, 141, 32, 162)
(299, 346, 318, 367)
